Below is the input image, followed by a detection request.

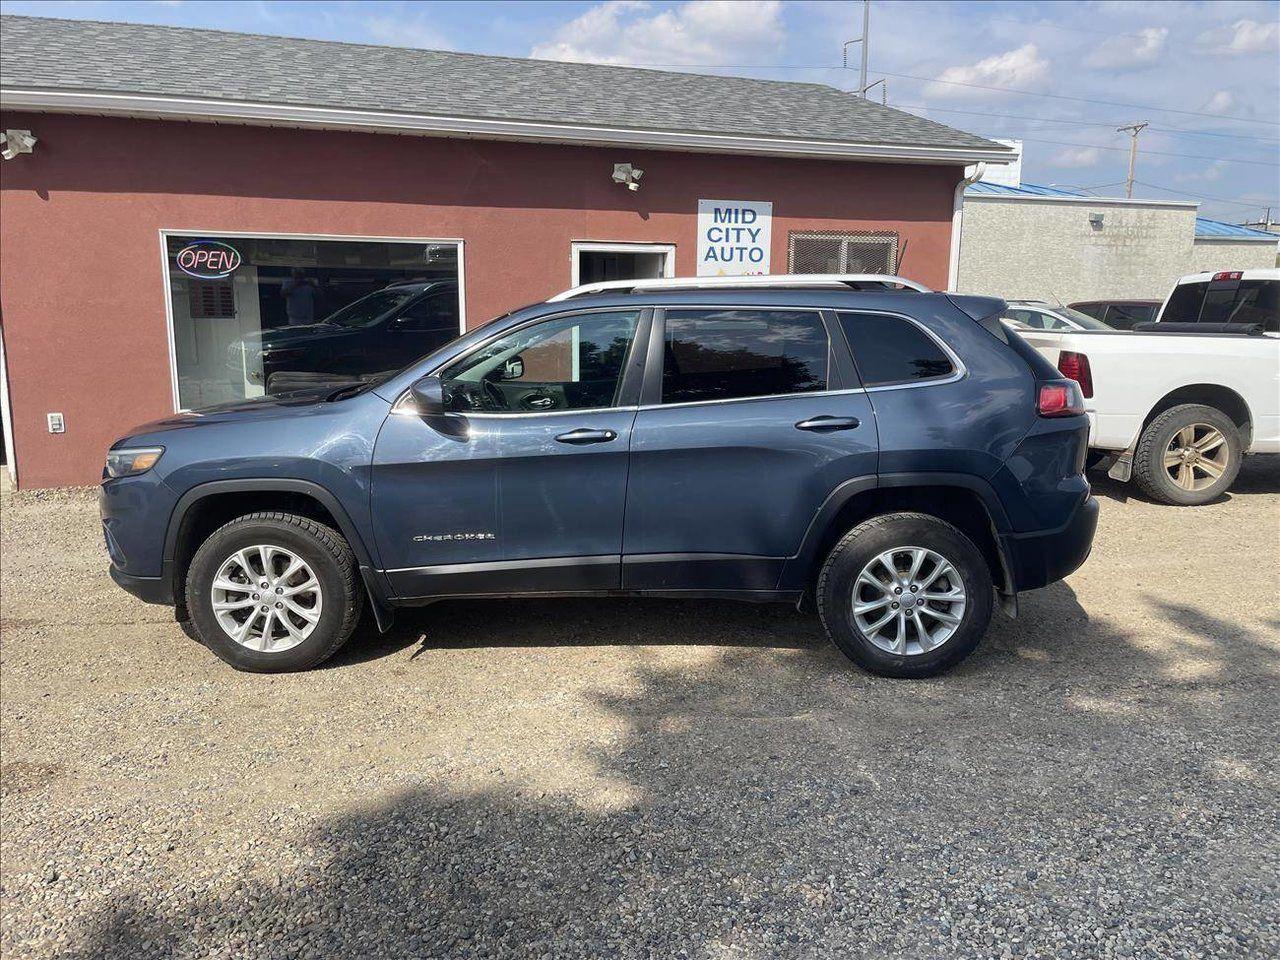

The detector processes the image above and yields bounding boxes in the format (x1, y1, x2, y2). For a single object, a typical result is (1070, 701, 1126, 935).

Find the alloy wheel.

(210, 544, 323, 652)
(852, 546, 967, 656)
(1163, 424, 1229, 492)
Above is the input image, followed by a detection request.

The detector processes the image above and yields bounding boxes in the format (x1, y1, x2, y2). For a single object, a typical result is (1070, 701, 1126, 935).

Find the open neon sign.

(175, 240, 242, 279)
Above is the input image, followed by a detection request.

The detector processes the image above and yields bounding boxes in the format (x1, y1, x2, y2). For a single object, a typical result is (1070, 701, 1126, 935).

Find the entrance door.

(572, 242, 675, 287)
(372, 308, 648, 600)
(623, 307, 878, 592)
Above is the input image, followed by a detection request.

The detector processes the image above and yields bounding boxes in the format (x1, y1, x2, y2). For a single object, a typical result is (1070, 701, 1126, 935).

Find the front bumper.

(109, 563, 174, 605)
(1001, 495, 1099, 592)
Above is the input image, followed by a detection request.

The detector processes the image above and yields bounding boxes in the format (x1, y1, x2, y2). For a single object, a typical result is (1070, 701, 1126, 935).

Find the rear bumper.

(1001, 495, 1098, 592)
(109, 564, 174, 606)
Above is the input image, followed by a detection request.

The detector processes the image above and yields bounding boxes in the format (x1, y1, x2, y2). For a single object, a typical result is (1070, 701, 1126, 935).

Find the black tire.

(1132, 404, 1242, 506)
(185, 512, 363, 672)
(816, 512, 993, 678)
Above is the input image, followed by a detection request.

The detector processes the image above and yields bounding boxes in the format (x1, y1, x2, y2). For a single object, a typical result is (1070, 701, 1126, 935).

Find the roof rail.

(547, 273, 931, 301)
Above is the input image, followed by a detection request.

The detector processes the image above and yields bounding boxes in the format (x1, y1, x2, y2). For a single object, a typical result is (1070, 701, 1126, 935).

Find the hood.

(114, 386, 345, 441)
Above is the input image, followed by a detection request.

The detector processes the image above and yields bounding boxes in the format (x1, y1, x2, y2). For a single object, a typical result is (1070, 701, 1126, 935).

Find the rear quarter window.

(837, 312, 955, 387)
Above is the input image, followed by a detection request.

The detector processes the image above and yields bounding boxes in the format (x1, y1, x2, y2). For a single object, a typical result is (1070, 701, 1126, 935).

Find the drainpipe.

(947, 162, 985, 292)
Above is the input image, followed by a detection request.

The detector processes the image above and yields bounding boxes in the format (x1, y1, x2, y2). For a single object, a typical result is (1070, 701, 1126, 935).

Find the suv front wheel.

(817, 512, 993, 678)
(185, 512, 363, 672)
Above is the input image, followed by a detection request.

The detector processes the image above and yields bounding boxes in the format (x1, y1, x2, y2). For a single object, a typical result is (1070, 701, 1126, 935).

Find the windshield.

(322, 289, 419, 329)
(1055, 306, 1113, 330)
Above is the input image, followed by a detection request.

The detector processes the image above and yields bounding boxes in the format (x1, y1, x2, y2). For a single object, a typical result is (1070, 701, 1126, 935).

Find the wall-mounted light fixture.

(1088, 212, 1104, 229)
(1, 129, 37, 161)
(612, 162, 644, 192)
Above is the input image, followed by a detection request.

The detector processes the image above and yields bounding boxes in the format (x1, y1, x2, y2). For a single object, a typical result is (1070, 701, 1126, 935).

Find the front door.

(623, 307, 878, 591)
(371, 308, 647, 600)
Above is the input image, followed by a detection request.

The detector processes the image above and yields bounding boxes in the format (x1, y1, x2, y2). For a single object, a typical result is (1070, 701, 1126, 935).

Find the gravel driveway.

(2, 461, 1278, 959)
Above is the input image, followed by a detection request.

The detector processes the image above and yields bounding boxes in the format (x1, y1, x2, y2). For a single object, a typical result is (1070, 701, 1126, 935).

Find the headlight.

(105, 447, 164, 478)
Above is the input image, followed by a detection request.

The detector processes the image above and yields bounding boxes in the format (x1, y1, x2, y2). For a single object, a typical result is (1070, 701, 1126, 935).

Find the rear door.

(622, 306, 877, 591)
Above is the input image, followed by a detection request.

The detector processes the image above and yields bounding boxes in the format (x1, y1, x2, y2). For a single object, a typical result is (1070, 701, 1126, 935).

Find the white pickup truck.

(1014, 269, 1279, 505)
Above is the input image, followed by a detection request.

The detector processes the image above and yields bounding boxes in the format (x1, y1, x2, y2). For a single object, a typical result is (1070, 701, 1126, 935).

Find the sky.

(3, 0, 1278, 222)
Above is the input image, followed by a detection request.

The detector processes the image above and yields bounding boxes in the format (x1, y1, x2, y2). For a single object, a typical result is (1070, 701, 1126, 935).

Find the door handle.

(795, 416, 861, 432)
(526, 396, 556, 408)
(554, 428, 618, 445)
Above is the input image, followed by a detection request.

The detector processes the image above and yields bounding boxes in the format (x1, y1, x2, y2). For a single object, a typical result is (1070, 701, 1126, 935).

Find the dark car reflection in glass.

(230, 280, 461, 396)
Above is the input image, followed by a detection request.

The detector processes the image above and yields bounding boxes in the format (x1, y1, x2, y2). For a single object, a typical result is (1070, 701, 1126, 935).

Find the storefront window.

(165, 234, 461, 409)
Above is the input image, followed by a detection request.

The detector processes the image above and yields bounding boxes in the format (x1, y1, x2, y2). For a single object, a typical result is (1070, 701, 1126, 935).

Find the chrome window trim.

(834, 308, 968, 392)
(636, 386, 868, 412)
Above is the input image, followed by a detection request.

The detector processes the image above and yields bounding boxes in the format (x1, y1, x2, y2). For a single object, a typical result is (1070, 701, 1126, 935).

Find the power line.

(887, 101, 1280, 145)
(616, 60, 1278, 126)
(1133, 181, 1280, 209)
(1013, 136, 1278, 168)
(866, 69, 1276, 125)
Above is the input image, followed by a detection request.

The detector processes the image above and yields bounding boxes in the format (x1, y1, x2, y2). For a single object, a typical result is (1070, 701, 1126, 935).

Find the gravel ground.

(2, 461, 1278, 959)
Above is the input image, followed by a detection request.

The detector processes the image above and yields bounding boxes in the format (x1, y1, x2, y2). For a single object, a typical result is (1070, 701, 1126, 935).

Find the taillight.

(1037, 380, 1085, 418)
(1057, 350, 1093, 398)
(1212, 271, 1242, 282)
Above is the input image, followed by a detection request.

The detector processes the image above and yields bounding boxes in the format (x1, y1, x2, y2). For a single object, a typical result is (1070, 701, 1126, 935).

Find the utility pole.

(1117, 121, 1148, 199)
(842, 1, 872, 97)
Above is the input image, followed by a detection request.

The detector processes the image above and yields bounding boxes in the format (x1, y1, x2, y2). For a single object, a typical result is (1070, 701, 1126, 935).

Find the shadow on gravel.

(67, 580, 1280, 959)
(1088, 453, 1280, 506)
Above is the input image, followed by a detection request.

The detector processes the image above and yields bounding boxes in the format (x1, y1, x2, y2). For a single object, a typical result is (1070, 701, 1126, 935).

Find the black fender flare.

(782, 472, 1016, 596)
(162, 478, 394, 628)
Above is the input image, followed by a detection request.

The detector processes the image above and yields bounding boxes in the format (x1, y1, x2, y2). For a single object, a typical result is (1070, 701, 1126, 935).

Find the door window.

(1104, 303, 1156, 326)
(440, 310, 641, 413)
(838, 312, 955, 387)
(660, 309, 829, 405)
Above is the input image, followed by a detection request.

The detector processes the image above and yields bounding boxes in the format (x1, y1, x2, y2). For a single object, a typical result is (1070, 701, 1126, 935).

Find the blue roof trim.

(1193, 216, 1276, 240)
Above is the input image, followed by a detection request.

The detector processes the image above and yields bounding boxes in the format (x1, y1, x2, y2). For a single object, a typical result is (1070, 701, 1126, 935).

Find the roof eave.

(0, 87, 1015, 165)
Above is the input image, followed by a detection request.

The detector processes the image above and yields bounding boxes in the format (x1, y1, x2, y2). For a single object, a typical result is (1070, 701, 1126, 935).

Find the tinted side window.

(1162, 282, 1208, 322)
(838, 312, 955, 387)
(1073, 303, 1105, 320)
(1105, 303, 1156, 327)
(396, 291, 459, 333)
(661, 309, 829, 405)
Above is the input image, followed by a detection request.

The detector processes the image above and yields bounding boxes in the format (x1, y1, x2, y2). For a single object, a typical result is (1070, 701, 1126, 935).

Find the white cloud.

(1087, 26, 1167, 68)
(1048, 147, 1101, 169)
(530, 0, 783, 67)
(1197, 19, 1280, 55)
(927, 44, 1049, 97)
(1202, 89, 1237, 114)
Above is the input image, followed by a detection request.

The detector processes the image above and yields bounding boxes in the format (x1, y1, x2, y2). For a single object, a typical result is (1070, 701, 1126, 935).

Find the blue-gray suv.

(102, 278, 1098, 677)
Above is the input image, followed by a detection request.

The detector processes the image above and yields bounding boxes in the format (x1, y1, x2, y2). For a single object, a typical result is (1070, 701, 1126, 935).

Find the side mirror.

(501, 355, 524, 381)
(409, 375, 446, 415)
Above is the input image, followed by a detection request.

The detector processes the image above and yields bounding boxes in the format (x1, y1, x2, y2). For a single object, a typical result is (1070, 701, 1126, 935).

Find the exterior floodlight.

(612, 162, 644, 191)
(1, 129, 37, 161)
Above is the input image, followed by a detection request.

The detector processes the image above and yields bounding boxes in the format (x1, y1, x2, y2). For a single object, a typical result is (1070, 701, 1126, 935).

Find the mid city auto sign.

(696, 199, 772, 276)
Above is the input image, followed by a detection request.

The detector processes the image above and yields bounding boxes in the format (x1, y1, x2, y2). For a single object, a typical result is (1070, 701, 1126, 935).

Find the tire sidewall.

(186, 519, 352, 672)
(819, 515, 993, 678)
(1139, 405, 1241, 506)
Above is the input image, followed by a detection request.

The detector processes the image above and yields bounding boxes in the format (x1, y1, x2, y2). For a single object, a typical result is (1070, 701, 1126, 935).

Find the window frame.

(638, 306, 861, 409)
(570, 241, 677, 287)
(418, 305, 653, 418)
(159, 228, 467, 414)
(832, 308, 966, 392)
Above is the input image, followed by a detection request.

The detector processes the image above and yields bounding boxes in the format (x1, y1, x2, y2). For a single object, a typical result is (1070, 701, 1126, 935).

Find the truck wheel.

(1132, 404, 1241, 506)
(185, 512, 363, 672)
(816, 512, 993, 678)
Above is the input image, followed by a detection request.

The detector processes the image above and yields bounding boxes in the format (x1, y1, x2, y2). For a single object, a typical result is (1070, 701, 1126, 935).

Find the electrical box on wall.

(46, 412, 65, 434)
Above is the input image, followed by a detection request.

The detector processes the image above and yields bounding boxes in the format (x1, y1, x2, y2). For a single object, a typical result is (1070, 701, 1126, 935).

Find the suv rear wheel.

(1132, 404, 1242, 506)
(185, 512, 363, 672)
(817, 512, 993, 678)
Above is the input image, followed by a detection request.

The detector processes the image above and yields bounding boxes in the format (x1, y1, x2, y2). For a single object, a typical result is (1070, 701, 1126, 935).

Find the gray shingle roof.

(0, 15, 1004, 155)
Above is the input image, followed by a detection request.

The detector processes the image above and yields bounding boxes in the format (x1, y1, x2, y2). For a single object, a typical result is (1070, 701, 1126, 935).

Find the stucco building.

(0, 15, 1011, 488)
(957, 181, 1277, 303)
